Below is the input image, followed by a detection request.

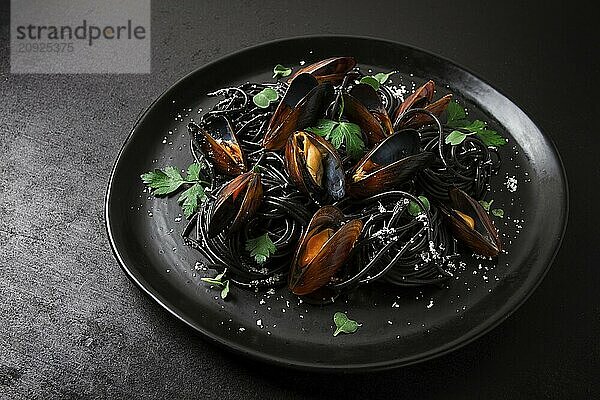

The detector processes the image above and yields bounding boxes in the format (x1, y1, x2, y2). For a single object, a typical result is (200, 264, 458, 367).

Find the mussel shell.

(396, 94, 452, 129)
(188, 117, 246, 175)
(442, 187, 502, 257)
(207, 171, 262, 237)
(263, 74, 334, 150)
(349, 83, 394, 136)
(288, 206, 363, 296)
(285, 131, 345, 202)
(287, 57, 356, 84)
(392, 80, 435, 126)
(347, 130, 434, 198)
(343, 92, 387, 146)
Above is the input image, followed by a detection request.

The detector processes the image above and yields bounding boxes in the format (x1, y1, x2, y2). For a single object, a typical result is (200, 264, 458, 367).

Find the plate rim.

(105, 34, 569, 372)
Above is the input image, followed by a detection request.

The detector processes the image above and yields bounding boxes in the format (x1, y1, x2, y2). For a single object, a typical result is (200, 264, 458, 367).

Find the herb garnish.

(245, 233, 277, 264)
(333, 312, 361, 336)
(408, 195, 431, 217)
(307, 119, 365, 160)
(359, 71, 396, 91)
(478, 199, 494, 212)
(201, 269, 230, 299)
(141, 162, 208, 218)
(272, 64, 292, 79)
(445, 101, 507, 147)
(491, 208, 504, 218)
(253, 88, 279, 108)
(479, 200, 504, 218)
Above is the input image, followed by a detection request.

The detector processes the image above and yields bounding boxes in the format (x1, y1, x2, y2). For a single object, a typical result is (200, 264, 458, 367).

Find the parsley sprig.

(272, 64, 292, 79)
(408, 195, 431, 217)
(359, 70, 396, 91)
(479, 199, 504, 218)
(141, 162, 209, 218)
(445, 101, 507, 147)
(201, 269, 230, 299)
(307, 119, 365, 160)
(253, 88, 279, 108)
(333, 312, 361, 336)
(245, 233, 277, 264)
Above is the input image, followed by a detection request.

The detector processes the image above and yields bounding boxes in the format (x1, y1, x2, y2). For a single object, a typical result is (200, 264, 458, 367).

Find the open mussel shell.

(288, 206, 363, 296)
(287, 57, 356, 84)
(347, 130, 434, 198)
(207, 170, 262, 238)
(348, 83, 394, 136)
(343, 90, 388, 147)
(188, 116, 246, 175)
(263, 73, 334, 150)
(392, 80, 452, 129)
(441, 187, 502, 257)
(285, 131, 345, 203)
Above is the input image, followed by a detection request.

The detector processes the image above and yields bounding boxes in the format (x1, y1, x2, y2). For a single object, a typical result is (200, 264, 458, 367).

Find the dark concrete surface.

(0, 1, 598, 399)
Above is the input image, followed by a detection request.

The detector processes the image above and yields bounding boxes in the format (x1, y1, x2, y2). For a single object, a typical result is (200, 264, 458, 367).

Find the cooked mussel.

(349, 83, 394, 135)
(263, 73, 333, 150)
(207, 170, 262, 237)
(288, 206, 363, 296)
(441, 187, 502, 257)
(392, 80, 452, 129)
(188, 117, 246, 175)
(287, 57, 356, 84)
(347, 130, 434, 198)
(285, 131, 345, 203)
(342, 83, 392, 146)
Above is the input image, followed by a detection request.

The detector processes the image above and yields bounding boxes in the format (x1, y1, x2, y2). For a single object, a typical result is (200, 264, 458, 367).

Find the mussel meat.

(287, 57, 356, 84)
(392, 80, 452, 129)
(343, 83, 392, 146)
(188, 117, 246, 175)
(285, 131, 345, 202)
(263, 73, 333, 150)
(441, 187, 502, 257)
(288, 206, 363, 296)
(347, 129, 434, 198)
(207, 170, 262, 237)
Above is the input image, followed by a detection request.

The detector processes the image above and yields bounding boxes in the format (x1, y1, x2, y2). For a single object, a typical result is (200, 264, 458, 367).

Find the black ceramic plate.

(106, 36, 567, 371)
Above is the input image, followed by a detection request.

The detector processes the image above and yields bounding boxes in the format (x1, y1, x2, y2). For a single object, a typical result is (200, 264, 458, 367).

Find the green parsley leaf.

(359, 76, 381, 91)
(333, 312, 361, 336)
(445, 130, 468, 146)
(476, 129, 508, 147)
(253, 88, 279, 108)
(446, 100, 469, 128)
(463, 119, 486, 132)
(306, 119, 338, 137)
(201, 270, 231, 300)
(373, 71, 396, 85)
(307, 119, 365, 160)
(273, 64, 292, 79)
(178, 184, 206, 218)
(142, 162, 209, 219)
(186, 162, 202, 181)
(200, 277, 224, 286)
(491, 208, 504, 218)
(141, 166, 186, 196)
(479, 199, 494, 212)
(245, 233, 277, 264)
(446, 101, 507, 147)
(330, 122, 365, 160)
(220, 280, 230, 299)
(215, 269, 227, 281)
(408, 195, 431, 216)
(360, 71, 396, 91)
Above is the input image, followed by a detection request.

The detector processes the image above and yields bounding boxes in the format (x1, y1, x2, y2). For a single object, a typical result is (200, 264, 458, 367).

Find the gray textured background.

(1, 1, 597, 399)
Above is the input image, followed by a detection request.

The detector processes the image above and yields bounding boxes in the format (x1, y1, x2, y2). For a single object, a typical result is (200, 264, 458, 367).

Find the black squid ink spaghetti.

(142, 57, 507, 302)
